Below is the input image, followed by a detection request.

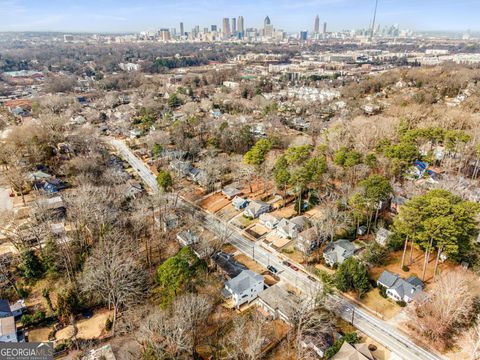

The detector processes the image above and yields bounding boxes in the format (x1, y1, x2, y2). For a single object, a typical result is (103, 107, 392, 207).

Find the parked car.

(267, 265, 278, 274)
(282, 260, 291, 267)
(307, 275, 317, 282)
(290, 264, 299, 271)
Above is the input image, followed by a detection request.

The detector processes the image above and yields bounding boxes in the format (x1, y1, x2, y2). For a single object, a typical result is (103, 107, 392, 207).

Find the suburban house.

(276, 216, 307, 239)
(170, 160, 193, 177)
(390, 195, 407, 214)
(259, 213, 280, 230)
(176, 230, 199, 247)
(232, 196, 249, 211)
(296, 228, 319, 254)
(222, 186, 242, 199)
(255, 284, 301, 325)
(0, 300, 21, 342)
(222, 270, 264, 308)
(377, 270, 424, 303)
(332, 341, 374, 360)
(243, 200, 271, 219)
(375, 228, 393, 246)
(213, 251, 248, 279)
(323, 240, 357, 267)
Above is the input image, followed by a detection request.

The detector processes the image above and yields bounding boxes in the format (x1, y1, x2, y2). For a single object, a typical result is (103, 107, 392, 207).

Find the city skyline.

(0, 0, 479, 33)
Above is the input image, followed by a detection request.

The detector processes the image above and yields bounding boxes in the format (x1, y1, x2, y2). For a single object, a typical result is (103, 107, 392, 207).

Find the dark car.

(267, 265, 278, 274)
(282, 260, 291, 267)
(307, 275, 317, 282)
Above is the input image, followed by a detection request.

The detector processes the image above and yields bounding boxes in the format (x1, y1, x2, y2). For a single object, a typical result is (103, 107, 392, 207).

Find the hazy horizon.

(0, 0, 478, 34)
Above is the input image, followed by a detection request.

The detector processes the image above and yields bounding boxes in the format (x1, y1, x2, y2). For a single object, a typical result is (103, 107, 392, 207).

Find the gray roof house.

(277, 217, 305, 239)
(323, 240, 356, 267)
(255, 284, 301, 325)
(232, 196, 249, 211)
(377, 270, 424, 303)
(222, 270, 264, 308)
(222, 186, 242, 199)
(243, 200, 271, 219)
(259, 213, 280, 230)
(176, 230, 199, 247)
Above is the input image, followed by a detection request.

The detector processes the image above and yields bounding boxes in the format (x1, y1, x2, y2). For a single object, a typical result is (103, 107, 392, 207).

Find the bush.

(105, 317, 113, 331)
(378, 285, 387, 298)
(22, 310, 46, 327)
(396, 300, 407, 307)
(402, 265, 410, 272)
(325, 332, 360, 358)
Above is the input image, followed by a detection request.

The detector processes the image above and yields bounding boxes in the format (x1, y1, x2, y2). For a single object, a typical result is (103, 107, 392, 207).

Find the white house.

(323, 240, 356, 267)
(243, 200, 270, 219)
(222, 270, 264, 308)
(377, 270, 424, 303)
(276, 216, 307, 239)
(259, 213, 280, 230)
(375, 228, 392, 246)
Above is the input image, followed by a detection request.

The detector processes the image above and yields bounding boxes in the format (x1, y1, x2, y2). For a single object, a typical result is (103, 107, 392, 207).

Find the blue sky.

(0, 0, 478, 33)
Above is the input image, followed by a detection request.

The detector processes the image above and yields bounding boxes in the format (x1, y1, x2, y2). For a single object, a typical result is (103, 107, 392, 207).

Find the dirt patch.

(199, 192, 230, 213)
(359, 333, 392, 360)
(56, 309, 112, 341)
(271, 206, 297, 219)
(245, 224, 269, 239)
(234, 254, 267, 274)
(216, 204, 241, 221)
(28, 327, 51, 342)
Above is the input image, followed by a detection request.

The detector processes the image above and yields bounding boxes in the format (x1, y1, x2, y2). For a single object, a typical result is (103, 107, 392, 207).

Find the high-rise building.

(222, 18, 231, 37)
(231, 17, 237, 34)
(264, 16, 271, 27)
(299, 31, 308, 41)
(211, 25, 217, 32)
(180, 22, 184, 36)
(323, 22, 327, 34)
(314, 15, 320, 33)
(237, 16, 244, 34)
(159, 29, 171, 41)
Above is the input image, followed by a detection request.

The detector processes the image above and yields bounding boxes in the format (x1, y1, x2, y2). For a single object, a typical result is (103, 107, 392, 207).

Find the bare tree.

(221, 312, 268, 360)
(139, 293, 213, 359)
(408, 269, 477, 350)
(81, 230, 147, 335)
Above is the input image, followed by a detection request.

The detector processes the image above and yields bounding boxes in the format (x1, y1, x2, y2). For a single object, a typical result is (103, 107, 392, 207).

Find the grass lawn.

(359, 289, 402, 320)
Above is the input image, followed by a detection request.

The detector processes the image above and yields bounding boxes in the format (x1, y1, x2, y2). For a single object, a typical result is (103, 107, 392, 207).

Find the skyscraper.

(179, 22, 184, 36)
(211, 25, 217, 32)
(237, 16, 244, 33)
(231, 17, 237, 34)
(299, 31, 308, 41)
(222, 18, 231, 38)
(264, 16, 271, 27)
(323, 22, 327, 34)
(314, 15, 320, 33)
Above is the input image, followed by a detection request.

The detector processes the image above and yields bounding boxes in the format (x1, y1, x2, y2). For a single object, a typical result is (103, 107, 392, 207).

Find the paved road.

(109, 138, 443, 360)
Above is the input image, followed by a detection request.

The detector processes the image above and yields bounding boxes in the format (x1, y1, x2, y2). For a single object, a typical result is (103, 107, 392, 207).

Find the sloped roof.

(332, 341, 373, 360)
(225, 270, 263, 294)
